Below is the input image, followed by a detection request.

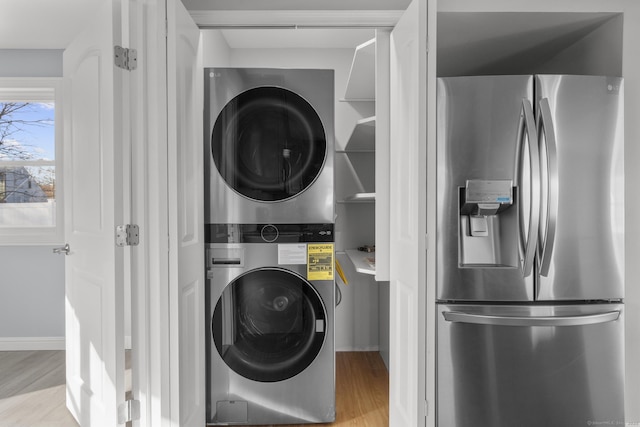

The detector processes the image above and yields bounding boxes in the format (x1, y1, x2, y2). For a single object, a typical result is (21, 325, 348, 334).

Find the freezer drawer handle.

(443, 310, 620, 327)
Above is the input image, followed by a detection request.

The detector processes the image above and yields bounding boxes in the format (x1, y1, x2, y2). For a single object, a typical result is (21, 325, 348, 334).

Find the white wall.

(0, 49, 65, 350)
(202, 33, 382, 351)
(0, 49, 63, 77)
(436, 0, 640, 423)
(0, 246, 65, 342)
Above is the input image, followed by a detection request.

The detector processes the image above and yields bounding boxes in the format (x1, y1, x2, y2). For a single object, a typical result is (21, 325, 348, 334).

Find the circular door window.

(211, 87, 327, 202)
(212, 268, 326, 382)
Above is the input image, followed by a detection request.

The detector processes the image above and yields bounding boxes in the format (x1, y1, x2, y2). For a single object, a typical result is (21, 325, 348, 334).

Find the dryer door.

(211, 86, 327, 202)
(212, 267, 327, 382)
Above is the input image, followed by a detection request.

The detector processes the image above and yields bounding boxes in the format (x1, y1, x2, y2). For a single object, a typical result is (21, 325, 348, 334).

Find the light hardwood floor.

(0, 351, 388, 427)
(0, 350, 78, 427)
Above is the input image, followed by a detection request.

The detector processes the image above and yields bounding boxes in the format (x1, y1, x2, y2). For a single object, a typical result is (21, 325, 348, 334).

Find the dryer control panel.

(205, 223, 334, 244)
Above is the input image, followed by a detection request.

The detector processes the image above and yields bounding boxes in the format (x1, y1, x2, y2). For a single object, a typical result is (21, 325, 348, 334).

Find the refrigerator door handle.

(443, 310, 620, 327)
(537, 98, 559, 277)
(514, 99, 541, 277)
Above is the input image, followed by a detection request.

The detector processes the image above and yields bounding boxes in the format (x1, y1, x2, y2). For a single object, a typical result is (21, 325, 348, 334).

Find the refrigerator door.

(437, 76, 535, 301)
(535, 75, 624, 301)
(437, 303, 625, 427)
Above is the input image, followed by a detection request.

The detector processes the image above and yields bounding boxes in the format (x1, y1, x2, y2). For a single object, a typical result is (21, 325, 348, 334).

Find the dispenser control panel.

(465, 180, 513, 204)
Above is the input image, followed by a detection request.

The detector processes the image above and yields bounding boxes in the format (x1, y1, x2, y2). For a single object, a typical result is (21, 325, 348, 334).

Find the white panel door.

(389, 0, 427, 425)
(63, 0, 127, 426)
(166, 0, 205, 426)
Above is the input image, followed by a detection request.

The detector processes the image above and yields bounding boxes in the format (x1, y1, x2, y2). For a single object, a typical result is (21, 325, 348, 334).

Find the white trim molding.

(0, 336, 65, 351)
(190, 10, 403, 28)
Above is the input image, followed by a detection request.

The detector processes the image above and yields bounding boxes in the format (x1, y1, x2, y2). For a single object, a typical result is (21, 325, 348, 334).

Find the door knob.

(53, 244, 70, 255)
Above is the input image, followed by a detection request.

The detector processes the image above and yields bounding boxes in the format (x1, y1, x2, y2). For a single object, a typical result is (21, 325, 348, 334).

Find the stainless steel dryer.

(206, 223, 335, 425)
(205, 68, 335, 224)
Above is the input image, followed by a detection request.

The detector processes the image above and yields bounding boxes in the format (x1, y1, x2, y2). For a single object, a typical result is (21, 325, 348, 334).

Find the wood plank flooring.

(240, 351, 389, 427)
(0, 350, 78, 427)
(0, 350, 388, 427)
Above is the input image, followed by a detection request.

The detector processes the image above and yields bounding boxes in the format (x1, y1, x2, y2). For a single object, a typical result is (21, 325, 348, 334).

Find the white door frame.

(139, 4, 432, 427)
(425, 2, 438, 426)
(130, 1, 203, 426)
(127, 0, 172, 426)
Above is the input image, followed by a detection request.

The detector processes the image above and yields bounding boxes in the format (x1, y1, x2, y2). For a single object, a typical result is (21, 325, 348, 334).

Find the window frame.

(0, 78, 64, 245)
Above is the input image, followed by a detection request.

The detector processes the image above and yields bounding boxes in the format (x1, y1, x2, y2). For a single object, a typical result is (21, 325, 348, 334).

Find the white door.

(389, 0, 428, 425)
(166, 0, 205, 426)
(63, 0, 128, 425)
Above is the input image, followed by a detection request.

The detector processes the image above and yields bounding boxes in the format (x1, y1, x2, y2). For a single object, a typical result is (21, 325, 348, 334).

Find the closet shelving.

(341, 38, 376, 102)
(339, 37, 377, 275)
(345, 249, 376, 276)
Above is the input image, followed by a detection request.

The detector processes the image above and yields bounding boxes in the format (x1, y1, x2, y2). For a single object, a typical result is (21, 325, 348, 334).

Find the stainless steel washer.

(206, 223, 335, 425)
(204, 68, 335, 225)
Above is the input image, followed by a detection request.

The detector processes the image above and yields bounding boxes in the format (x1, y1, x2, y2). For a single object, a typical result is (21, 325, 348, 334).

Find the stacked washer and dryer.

(204, 68, 336, 425)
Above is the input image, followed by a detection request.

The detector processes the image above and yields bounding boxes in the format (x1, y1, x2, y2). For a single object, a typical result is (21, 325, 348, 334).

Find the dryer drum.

(212, 268, 327, 382)
(211, 87, 327, 202)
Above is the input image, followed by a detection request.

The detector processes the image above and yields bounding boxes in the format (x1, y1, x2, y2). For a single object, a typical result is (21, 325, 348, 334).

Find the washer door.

(212, 268, 327, 382)
(211, 86, 327, 202)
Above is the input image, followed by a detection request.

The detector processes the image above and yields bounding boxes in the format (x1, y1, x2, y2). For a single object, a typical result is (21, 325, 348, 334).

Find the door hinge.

(116, 224, 140, 247)
(114, 45, 138, 71)
(118, 399, 141, 424)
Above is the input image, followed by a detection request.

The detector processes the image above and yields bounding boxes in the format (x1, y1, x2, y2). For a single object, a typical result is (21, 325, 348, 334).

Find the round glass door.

(211, 86, 327, 202)
(212, 268, 326, 382)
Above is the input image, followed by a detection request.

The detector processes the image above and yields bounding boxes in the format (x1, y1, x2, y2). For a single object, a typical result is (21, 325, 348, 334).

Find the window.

(0, 78, 63, 244)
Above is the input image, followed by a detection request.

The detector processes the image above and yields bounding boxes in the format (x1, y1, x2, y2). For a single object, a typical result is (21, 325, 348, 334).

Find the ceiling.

(2, 0, 617, 58)
(0, 0, 407, 50)
(0, 0, 104, 49)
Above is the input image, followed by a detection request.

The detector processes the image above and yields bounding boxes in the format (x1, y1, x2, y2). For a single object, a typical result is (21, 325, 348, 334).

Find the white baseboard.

(0, 337, 65, 351)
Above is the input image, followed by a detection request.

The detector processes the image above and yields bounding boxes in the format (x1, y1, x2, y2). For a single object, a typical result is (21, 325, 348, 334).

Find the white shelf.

(343, 38, 376, 101)
(343, 116, 376, 152)
(339, 192, 375, 203)
(345, 249, 376, 275)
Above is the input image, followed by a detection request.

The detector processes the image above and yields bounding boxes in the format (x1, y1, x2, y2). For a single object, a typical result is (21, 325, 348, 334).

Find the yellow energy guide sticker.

(307, 243, 334, 281)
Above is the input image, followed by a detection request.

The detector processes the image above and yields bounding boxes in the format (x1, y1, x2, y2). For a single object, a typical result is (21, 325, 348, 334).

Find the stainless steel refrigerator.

(436, 75, 625, 427)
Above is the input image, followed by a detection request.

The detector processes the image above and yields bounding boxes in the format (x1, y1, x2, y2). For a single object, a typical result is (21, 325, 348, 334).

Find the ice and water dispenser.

(459, 180, 519, 268)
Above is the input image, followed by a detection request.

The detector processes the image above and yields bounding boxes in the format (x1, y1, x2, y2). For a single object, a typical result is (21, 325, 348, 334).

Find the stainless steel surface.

(206, 242, 335, 425)
(204, 68, 335, 225)
(515, 99, 540, 277)
(443, 309, 620, 327)
(436, 75, 626, 427)
(437, 75, 535, 301)
(536, 97, 558, 278)
(437, 304, 625, 427)
(536, 75, 624, 300)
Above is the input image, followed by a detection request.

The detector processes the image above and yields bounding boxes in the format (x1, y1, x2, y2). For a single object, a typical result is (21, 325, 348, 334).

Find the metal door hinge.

(114, 46, 138, 71)
(118, 399, 140, 424)
(116, 224, 140, 247)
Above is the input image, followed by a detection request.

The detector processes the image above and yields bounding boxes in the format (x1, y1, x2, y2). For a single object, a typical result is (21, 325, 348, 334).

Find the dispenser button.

(470, 216, 489, 237)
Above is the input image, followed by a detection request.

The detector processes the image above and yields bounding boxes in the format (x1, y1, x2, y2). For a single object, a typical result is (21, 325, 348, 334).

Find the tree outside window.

(0, 102, 55, 206)
(0, 79, 63, 244)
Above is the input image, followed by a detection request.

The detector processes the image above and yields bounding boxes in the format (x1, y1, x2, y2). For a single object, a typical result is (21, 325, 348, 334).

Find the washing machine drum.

(212, 268, 327, 382)
(211, 86, 327, 202)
